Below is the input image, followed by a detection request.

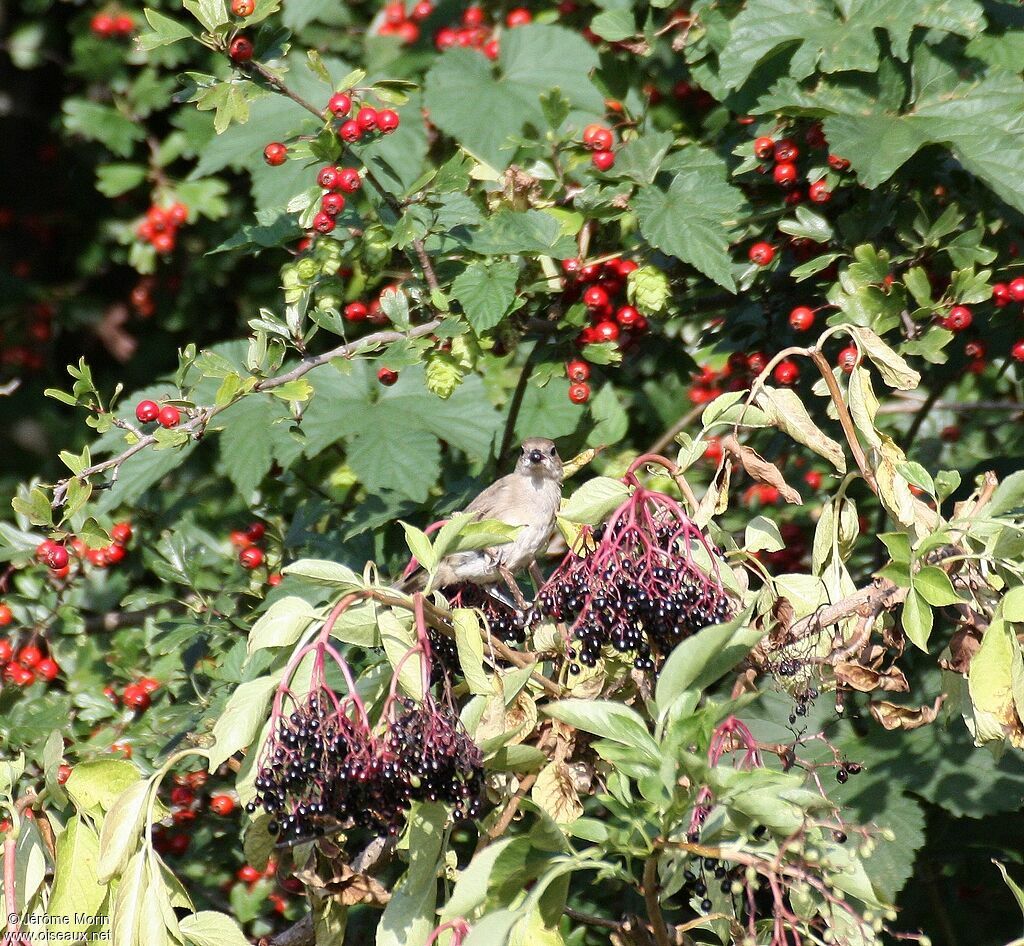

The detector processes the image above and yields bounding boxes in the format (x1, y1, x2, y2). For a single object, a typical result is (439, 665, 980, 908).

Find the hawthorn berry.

(268, 572, 283, 586)
(747, 351, 768, 373)
(336, 168, 362, 193)
(328, 92, 352, 116)
(774, 138, 798, 162)
(237, 865, 261, 884)
(753, 136, 774, 159)
(135, 400, 160, 423)
(37, 658, 59, 682)
(789, 306, 815, 331)
(18, 646, 42, 669)
(344, 301, 368, 321)
(463, 4, 484, 26)
(0, 604, 11, 627)
(228, 36, 254, 62)
(1008, 278, 1024, 302)
(773, 161, 798, 188)
(157, 405, 181, 428)
(317, 166, 341, 189)
(748, 242, 776, 266)
(232, 0, 255, 13)
(965, 339, 986, 359)
(773, 360, 799, 385)
(828, 154, 851, 171)
(91, 13, 115, 36)
(57, 764, 72, 785)
(1012, 340, 1024, 363)
(582, 124, 612, 151)
(808, 179, 831, 203)
(804, 470, 822, 490)
(339, 120, 362, 143)
(239, 546, 264, 569)
(568, 382, 590, 404)
(312, 211, 336, 234)
(377, 367, 399, 386)
(168, 202, 188, 226)
(582, 285, 609, 309)
(377, 109, 400, 133)
(507, 7, 531, 26)
(837, 346, 859, 371)
(45, 545, 70, 571)
(356, 106, 378, 131)
(262, 143, 287, 166)
(210, 794, 236, 816)
(321, 193, 346, 216)
(139, 676, 161, 694)
(616, 305, 641, 328)
(111, 521, 133, 545)
(105, 543, 126, 565)
(5, 665, 34, 687)
(230, 529, 253, 549)
(942, 305, 973, 332)
(591, 151, 615, 171)
(152, 232, 175, 255)
(566, 360, 590, 382)
(246, 522, 265, 542)
(0, 640, 12, 663)
(123, 684, 151, 711)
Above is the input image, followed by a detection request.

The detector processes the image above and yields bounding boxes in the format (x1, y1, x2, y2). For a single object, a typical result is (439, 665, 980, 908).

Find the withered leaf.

(322, 865, 391, 907)
(870, 697, 943, 730)
(720, 435, 801, 505)
(835, 662, 909, 693)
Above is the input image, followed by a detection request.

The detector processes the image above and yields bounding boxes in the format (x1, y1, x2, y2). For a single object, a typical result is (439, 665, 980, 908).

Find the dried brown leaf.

(720, 435, 802, 505)
(869, 697, 943, 730)
(835, 662, 909, 693)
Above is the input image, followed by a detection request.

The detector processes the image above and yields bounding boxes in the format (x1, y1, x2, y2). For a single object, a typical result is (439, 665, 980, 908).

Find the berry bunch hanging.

(537, 456, 732, 671)
(136, 201, 189, 256)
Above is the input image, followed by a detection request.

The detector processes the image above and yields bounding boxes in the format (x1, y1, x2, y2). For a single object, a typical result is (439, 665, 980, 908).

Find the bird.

(400, 437, 564, 597)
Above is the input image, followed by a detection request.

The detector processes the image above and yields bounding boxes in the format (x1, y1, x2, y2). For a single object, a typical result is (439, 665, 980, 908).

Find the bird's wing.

(462, 474, 518, 521)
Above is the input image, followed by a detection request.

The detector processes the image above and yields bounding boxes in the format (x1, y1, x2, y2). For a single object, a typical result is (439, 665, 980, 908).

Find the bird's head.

(516, 437, 563, 482)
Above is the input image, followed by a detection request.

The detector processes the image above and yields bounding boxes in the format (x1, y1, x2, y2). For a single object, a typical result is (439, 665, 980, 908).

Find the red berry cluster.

(581, 123, 617, 171)
(153, 770, 240, 859)
(751, 124, 848, 206)
(136, 201, 188, 256)
(135, 398, 182, 428)
(343, 283, 402, 326)
(231, 521, 267, 569)
(434, 4, 531, 58)
(688, 351, 767, 405)
(90, 11, 135, 37)
(560, 255, 648, 403)
(327, 91, 401, 147)
(0, 638, 59, 688)
(310, 164, 362, 235)
(378, 0, 433, 45)
(989, 276, 1024, 363)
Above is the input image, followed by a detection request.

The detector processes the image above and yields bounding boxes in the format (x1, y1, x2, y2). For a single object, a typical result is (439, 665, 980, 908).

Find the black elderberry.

(753, 825, 767, 839)
(700, 898, 713, 913)
(836, 768, 849, 784)
(713, 866, 726, 879)
(694, 881, 707, 897)
(845, 762, 861, 775)
(720, 879, 732, 893)
(833, 830, 847, 843)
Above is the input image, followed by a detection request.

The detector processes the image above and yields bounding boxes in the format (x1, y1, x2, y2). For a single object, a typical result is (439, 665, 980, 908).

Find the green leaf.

(454, 609, 490, 695)
(138, 9, 196, 49)
(901, 588, 932, 651)
(281, 559, 362, 588)
(590, 8, 636, 41)
(745, 515, 785, 553)
(207, 677, 278, 771)
(847, 326, 921, 390)
(48, 817, 106, 934)
(183, 0, 229, 32)
(633, 146, 746, 291)
(179, 911, 250, 946)
(451, 260, 519, 334)
(467, 209, 577, 258)
(559, 477, 631, 524)
(376, 804, 447, 946)
(655, 608, 761, 712)
(424, 24, 603, 170)
(65, 760, 142, 815)
(247, 597, 319, 655)
(754, 386, 847, 472)
(112, 851, 148, 946)
(98, 778, 150, 883)
(914, 566, 960, 607)
(63, 100, 145, 158)
(1002, 586, 1024, 623)
(541, 700, 659, 765)
(96, 163, 148, 198)
(994, 862, 1024, 924)
(777, 205, 833, 244)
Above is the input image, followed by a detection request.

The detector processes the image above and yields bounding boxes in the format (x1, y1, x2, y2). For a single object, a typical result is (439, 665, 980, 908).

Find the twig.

(646, 404, 703, 457)
(476, 772, 537, 852)
(499, 341, 542, 460)
(243, 61, 326, 121)
(563, 907, 621, 931)
(642, 854, 672, 946)
(413, 240, 440, 293)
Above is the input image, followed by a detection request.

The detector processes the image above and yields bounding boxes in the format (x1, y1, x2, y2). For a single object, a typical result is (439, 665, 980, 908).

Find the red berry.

(942, 305, 973, 332)
(5, 665, 34, 686)
(103, 685, 119, 704)
(748, 242, 776, 266)
(462, 5, 485, 26)
(1012, 340, 1024, 363)
(774, 138, 799, 162)
(166, 833, 189, 856)
(827, 154, 850, 171)
(566, 360, 590, 383)
(246, 522, 265, 542)
(837, 346, 859, 371)
(1008, 278, 1024, 302)
(113, 14, 135, 33)
(377, 109, 400, 134)
(136, 400, 160, 423)
(773, 360, 799, 385)
(0, 605, 11, 628)
(328, 92, 352, 116)
(412, 0, 433, 19)
(138, 676, 161, 694)
(321, 193, 346, 216)
(344, 302, 368, 321)
(237, 865, 261, 884)
(773, 162, 798, 188)
(168, 202, 188, 226)
(37, 658, 59, 682)
(789, 306, 814, 331)
(317, 166, 340, 189)
(747, 351, 768, 373)
(230, 529, 253, 549)
(992, 283, 1010, 307)
(753, 136, 774, 159)
(17, 646, 42, 669)
(91, 13, 115, 36)
(239, 546, 264, 569)
(593, 321, 620, 343)
(615, 305, 641, 328)
(384, 2, 405, 25)
(337, 168, 362, 193)
(377, 367, 399, 386)
(105, 543, 127, 565)
(312, 212, 336, 234)
(57, 764, 72, 785)
(568, 382, 590, 404)
(578, 262, 601, 282)
(210, 794, 236, 816)
(356, 106, 378, 131)
(804, 470, 822, 490)
(0, 640, 11, 663)
(111, 522, 132, 545)
(123, 684, 151, 711)
(616, 259, 639, 277)
(232, 0, 255, 15)
(229, 36, 254, 62)
(583, 127, 614, 152)
(964, 339, 986, 359)
(157, 405, 181, 428)
(582, 285, 609, 309)
(591, 150, 615, 171)
(808, 179, 831, 204)
(339, 120, 362, 143)
(46, 546, 70, 570)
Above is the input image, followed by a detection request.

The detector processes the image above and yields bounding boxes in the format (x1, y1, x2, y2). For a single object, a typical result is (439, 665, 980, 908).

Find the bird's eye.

(549, 447, 557, 456)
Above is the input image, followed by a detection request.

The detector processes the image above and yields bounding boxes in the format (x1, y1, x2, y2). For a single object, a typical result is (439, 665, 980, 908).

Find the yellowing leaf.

(531, 761, 583, 825)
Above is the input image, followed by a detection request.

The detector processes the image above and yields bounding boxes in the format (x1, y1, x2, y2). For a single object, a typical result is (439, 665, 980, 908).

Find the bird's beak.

(529, 450, 543, 464)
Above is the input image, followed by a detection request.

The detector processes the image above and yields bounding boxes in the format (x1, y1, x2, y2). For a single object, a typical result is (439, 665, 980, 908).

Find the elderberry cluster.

(538, 519, 731, 672)
(450, 584, 529, 646)
(247, 689, 485, 846)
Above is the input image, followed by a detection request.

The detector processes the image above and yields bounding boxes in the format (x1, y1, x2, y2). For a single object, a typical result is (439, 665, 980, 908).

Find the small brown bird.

(401, 438, 564, 595)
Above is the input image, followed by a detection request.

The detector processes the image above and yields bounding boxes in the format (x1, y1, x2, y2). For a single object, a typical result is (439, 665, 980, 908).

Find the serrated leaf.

(207, 677, 278, 771)
(559, 477, 631, 524)
(248, 597, 319, 655)
(451, 260, 519, 334)
(139, 8, 196, 49)
(179, 911, 250, 946)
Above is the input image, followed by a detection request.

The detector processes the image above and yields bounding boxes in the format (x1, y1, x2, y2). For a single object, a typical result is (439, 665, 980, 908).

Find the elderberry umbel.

(537, 472, 731, 670)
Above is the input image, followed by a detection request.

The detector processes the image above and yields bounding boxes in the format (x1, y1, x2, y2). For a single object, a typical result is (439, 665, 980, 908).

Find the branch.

(51, 320, 442, 508)
(643, 854, 672, 946)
